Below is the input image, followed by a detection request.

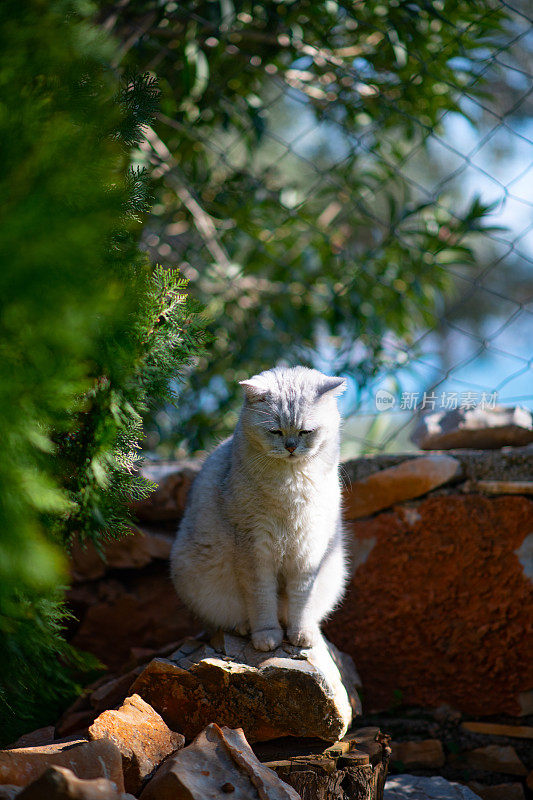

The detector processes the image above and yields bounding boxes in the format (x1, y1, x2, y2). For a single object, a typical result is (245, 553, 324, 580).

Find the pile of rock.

(65, 460, 201, 675)
(6, 404, 530, 800)
(67, 526, 196, 674)
(64, 441, 533, 723)
(0, 632, 393, 800)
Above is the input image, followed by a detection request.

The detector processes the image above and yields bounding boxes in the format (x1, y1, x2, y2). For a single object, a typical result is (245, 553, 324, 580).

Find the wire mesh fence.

(109, 0, 533, 455)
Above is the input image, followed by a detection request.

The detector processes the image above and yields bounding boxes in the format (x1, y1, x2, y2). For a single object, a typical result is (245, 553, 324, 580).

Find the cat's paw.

(235, 622, 250, 637)
(251, 627, 283, 651)
(287, 627, 319, 649)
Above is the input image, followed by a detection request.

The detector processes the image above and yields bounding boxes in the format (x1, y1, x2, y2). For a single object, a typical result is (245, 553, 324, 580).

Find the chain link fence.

(118, 0, 533, 455)
(352, 0, 533, 454)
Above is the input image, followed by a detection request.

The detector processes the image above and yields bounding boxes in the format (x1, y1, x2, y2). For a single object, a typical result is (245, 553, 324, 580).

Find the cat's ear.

(239, 377, 268, 403)
(316, 376, 347, 399)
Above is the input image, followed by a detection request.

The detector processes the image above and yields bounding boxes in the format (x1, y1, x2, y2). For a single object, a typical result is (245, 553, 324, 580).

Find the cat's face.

(239, 367, 345, 461)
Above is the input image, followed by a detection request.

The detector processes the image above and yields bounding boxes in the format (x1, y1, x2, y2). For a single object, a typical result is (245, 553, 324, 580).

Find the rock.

(468, 781, 526, 800)
(55, 711, 97, 739)
(0, 787, 19, 799)
(411, 406, 533, 450)
(527, 770, 533, 790)
(458, 745, 528, 776)
(384, 774, 481, 799)
(343, 455, 460, 519)
(86, 642, 183, 714)
(390, 739, 445, 768)
(71, 527, 172, 582)
(139, 723, 300, 800)
(517, 689, 533, 716)
(132, 461, 200, 522)
(16, 765, 135, 799)
(132, 631, 361, 743)
(88, 669, 144, 715)
(88, 694, 184, 794)
(57, 643, 187, 743)
(342, 448, 533, 485)
(461, 721, 533, 739)
(13, 727, 55, 748)
(326, 494, 533, 716)
(0, 738, 124, 791)
(67, 566, 196, 672)
(432, 705, 462, 726)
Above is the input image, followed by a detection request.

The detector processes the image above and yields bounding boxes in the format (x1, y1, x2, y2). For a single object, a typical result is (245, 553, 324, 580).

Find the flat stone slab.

(343, 455, 460, 519)
(412, 406, 533, 450)
(384, 775, 482, 799)
(461, 721, 533, 739)
(131, 632, 361, 743)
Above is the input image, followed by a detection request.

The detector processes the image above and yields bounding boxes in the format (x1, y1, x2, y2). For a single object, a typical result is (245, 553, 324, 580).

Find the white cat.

(170, 366, 348, 651)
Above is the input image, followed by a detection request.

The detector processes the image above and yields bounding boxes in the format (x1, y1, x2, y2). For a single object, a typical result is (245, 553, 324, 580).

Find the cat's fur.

(170, 366, 348, 651)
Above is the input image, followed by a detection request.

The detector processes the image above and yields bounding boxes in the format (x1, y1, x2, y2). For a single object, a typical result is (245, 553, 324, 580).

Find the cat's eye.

(269, 429, 283, 435)
(299, 430, 313, 435)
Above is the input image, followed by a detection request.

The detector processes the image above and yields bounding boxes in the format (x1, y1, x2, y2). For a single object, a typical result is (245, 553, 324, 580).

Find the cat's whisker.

(338, 464, 350, 493)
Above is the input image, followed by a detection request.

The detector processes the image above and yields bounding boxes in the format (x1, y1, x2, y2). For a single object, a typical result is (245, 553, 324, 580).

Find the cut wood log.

(253, 726, 390, 800)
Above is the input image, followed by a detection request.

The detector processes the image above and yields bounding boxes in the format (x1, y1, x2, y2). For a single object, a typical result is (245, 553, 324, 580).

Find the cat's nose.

(285, 438, 297, 453)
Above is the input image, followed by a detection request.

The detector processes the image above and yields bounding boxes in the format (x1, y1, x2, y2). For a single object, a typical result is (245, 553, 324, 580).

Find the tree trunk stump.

(253, 727, 390, 800)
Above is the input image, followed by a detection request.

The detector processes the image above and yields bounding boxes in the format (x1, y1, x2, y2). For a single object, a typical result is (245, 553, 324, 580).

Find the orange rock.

(88, 694, 184, 794)
(139, 723, 299, 800)
(343, 455, 460, 519)
(0, 738, 124, 791)
(461, 722, 533, 739)
(390, 739, 445, 768)
(17, 765, 135, 799)
(131, 632, 360, 744)
(326, 494, 533, 716)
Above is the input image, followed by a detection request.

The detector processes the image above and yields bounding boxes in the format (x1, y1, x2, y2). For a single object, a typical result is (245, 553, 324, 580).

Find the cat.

(170, 365, 348, 652)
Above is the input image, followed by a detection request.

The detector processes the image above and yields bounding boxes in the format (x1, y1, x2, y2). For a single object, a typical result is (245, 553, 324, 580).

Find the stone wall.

(326, 448, 533, 717)
(67, 448, 533, 717)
